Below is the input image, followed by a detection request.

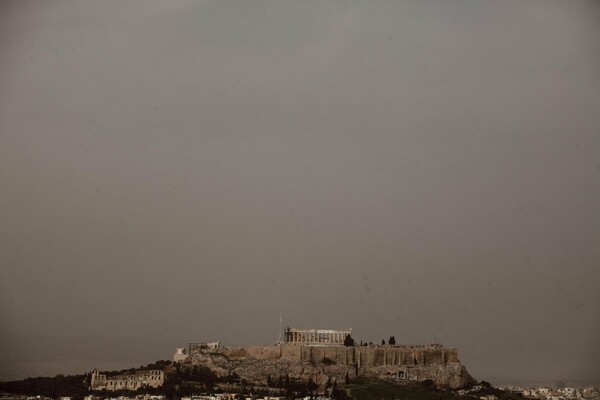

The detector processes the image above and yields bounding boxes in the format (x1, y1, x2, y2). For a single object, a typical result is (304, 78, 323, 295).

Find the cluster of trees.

(325, 376, 351, 400)
(0, 361, 218, 400)
(382, 336, 396, 345)
(345, 334, 397, 347)
(261, 374, 349, 400)
(0, 374, 88, 400)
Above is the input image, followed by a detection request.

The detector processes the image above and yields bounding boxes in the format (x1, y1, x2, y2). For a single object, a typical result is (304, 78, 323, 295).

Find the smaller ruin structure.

(90, 368, 164, 391)
(174, 347, 188, 362)
(189, 341, 220, 352)
(174, 342, 220, 361)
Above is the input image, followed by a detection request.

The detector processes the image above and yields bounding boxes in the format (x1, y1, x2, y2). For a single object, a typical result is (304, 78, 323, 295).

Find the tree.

(345, 372, 350, 385)
(389, 336, 396, 345)
(343, 334, 354, 347)
(422, 379, 435, 389)
(381, 339, 386, 345)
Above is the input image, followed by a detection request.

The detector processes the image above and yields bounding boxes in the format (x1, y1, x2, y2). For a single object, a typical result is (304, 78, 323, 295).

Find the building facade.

(283, 327, 352, 344)
(90, 369, 164, 391)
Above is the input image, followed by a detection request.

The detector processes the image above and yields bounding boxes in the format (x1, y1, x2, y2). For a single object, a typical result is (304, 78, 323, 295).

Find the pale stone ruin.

(189, 341, 220, 352)
(90, 368, 164, 391)
(174, 342, 220, 362)
(283, 327, 352, 344)
(174, 347, 188, 363)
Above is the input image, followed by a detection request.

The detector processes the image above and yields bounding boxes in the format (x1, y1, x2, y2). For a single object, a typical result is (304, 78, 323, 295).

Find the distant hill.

(0, 330, 180, 381)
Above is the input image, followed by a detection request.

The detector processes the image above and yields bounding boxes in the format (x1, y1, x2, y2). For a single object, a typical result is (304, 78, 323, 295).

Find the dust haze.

(1, 0, 599, 385)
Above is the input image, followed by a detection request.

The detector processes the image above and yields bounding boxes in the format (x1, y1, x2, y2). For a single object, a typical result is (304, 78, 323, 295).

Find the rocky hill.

(180, 344, 475, 389)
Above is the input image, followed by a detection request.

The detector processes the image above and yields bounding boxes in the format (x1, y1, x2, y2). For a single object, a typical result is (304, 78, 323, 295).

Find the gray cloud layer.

(1, 0, 599, 383)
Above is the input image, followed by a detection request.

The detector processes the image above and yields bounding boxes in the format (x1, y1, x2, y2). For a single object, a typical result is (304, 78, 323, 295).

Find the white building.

(174, 347, 188, 362)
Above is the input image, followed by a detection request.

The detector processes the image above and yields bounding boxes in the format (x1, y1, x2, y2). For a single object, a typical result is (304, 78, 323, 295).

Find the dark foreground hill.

(0, 359, 518, 400)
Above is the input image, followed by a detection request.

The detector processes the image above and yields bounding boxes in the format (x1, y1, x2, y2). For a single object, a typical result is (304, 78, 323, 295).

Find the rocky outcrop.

(184, 345, 475, 389)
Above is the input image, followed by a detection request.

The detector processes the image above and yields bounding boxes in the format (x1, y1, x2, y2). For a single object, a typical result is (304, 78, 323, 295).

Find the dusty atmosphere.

(0, 0, 599, 385)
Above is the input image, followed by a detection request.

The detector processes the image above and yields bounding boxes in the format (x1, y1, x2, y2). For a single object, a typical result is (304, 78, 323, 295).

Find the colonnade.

(285, 328, 351, 344)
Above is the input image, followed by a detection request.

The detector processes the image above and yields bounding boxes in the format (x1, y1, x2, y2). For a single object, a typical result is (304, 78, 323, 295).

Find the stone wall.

(189, 344, 472, 389)
(212, 344, 457, 368)
(218, 345, 301, 360)
(90, 369, 164, 391)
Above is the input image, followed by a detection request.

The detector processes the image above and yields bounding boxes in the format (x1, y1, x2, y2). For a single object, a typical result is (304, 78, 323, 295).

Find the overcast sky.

(1, 0, 599, 384)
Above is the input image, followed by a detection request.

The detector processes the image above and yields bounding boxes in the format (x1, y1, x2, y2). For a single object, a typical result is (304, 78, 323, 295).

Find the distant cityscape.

(497, 386, 600, 400)
(2, 385, 599, 400)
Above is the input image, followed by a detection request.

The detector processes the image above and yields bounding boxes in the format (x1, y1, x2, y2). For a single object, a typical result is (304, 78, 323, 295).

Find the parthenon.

(284, 327, 352, 344)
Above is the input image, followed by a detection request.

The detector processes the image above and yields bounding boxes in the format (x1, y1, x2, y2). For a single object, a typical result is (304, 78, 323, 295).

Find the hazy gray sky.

(1, 0, 599, 384)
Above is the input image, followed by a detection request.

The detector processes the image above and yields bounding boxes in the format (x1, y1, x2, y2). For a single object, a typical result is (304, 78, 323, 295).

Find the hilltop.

(178, 343, 475, 390)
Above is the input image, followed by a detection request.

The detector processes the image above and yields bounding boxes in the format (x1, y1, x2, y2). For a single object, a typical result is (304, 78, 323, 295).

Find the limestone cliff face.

(185, 345, 475, 389)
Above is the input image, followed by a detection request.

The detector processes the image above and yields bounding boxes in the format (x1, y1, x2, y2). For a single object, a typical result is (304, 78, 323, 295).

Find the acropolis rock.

(180, 339, 475, 389)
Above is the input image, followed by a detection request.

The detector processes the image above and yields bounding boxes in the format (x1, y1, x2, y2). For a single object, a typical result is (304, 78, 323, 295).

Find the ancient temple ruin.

(90, 368, 164, 391)
(283, 327, 352, 344)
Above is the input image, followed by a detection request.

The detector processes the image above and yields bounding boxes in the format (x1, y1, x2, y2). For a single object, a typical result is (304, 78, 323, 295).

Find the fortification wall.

(219, 345, 302, 360)
(215, 345, 456, 368)
(299, 345, 457, 367)
(190, 344, 470, 389)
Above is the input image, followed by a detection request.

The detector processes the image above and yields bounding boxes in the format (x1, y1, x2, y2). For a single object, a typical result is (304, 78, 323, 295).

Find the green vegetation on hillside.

(0, 374, 88, 399)
(343, 379, 456, 400)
